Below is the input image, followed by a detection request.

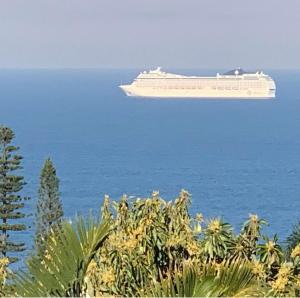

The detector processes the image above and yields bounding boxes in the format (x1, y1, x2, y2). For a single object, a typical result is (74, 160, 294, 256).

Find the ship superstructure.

(119, 67, 276, 99)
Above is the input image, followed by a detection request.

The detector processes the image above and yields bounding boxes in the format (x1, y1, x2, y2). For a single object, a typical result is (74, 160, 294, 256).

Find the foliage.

(0, 257, 9, 295)
(202, 218, 233, 261)
(7, 190, 300, 297)
(286, 220, 300, 257)
(85, 191, 300, 297)
(14, 215, 110, 297)
(0, 126, 30, 263)
(144, 259, 263, 297)
(85, 190, 201, 296)
(257, 235, 283, 271)
(35, 158, 63, 256)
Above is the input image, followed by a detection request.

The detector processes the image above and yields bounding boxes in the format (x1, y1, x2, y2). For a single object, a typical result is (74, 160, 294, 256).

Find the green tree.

(35, 158, 63, 255)
(286, 220, 300, 258)
(0, 126, 29, 262)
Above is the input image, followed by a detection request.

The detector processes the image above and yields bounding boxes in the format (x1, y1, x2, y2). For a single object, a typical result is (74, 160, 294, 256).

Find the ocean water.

(0, 69, 300, 255)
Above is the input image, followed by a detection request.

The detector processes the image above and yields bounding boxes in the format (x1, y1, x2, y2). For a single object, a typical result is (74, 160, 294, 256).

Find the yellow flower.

(277, 263, 292, 278)
(132, 226, 144, 239)
(291, 244, 300, 259)
(152, 190, 160, 198)
(207, 219, 221, 233)
(196, 213, 204, 223)
(251, 260, 265, 278)
(166, 234, 181, 247)
(86, 260, 97, 276)
(270, 263, 292, 293)
(249, 213, 258, 223)
(0, 258, 9, 267)
(0, 257, 9, 284)
(144, 218, 153, 226)
(193, 223, 202, 234)
(108, 233, 122, 248)
(124, 237, 138, 250)
(266, 240, 275, 253)
(271, 276, 289, 292)
(101, 268, 115, 286)
(186, 241, 200, 255)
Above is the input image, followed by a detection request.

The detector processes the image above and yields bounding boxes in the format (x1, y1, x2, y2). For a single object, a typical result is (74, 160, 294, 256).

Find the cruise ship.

(119, 67, 276, 99)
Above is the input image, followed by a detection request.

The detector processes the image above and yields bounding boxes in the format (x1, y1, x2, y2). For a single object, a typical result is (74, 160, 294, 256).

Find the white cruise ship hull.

(120, 85, 274, 99)
(119, 68, 276, 99)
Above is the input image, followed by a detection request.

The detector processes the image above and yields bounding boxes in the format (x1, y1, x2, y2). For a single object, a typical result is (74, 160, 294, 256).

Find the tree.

(15, 216, 110, 297)
(286, 220, 300, 258)
(0, 126, 29, 263)
(35, 158, 63, 255)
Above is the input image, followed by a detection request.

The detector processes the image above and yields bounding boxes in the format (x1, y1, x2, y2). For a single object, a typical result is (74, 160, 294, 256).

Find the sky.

(0, 0, 299, 69)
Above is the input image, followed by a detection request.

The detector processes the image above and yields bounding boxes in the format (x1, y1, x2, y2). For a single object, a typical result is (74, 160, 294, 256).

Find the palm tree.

(143, 259, 263, 297)
(14, 215, 110, 297)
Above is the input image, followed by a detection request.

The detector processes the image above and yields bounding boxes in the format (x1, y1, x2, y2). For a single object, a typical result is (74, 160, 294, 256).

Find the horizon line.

(0, 66, 299, 71)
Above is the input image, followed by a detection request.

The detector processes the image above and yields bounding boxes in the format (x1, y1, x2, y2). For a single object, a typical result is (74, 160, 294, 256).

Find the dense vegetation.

(2, 191, 300, 297)
(1, 125, 300, 297)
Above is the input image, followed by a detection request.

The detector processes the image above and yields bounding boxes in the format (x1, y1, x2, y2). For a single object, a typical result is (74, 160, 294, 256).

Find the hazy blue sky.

(0, 0, 299, 69)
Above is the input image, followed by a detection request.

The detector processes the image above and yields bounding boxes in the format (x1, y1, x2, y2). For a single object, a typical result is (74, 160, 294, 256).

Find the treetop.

(0, 126, 15, 146)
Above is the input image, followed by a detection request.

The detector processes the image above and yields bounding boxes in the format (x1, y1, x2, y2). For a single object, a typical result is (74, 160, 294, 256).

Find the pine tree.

(0, 126, 29, 262)
(35, 158, 63, 255)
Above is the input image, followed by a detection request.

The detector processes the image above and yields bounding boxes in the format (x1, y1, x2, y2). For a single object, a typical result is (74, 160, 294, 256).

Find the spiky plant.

(242, 214, 267, 242)
(242, 214, 267, 256)
(14, 215, 110, 297)
(202, 218, 233, 262)
(257, 235, 283, 275)
(267, 262, 299, 297)
(229, 235, 253, 261)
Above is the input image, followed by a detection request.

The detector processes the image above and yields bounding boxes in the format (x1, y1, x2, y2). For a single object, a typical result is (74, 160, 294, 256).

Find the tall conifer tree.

(0, 126, 29, 262)
(35, 158, 63, 255)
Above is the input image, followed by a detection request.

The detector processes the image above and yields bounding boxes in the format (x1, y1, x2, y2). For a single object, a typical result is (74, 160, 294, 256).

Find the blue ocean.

(0, 69, 300, 255)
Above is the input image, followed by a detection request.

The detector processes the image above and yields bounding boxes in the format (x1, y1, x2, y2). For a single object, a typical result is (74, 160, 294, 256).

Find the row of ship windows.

(137, 86, 265, 90)
(136, 84, 266, 89)
(137, 79, 265, 83)
(136, 83, 266, 88)
(138, 77, 263, 80)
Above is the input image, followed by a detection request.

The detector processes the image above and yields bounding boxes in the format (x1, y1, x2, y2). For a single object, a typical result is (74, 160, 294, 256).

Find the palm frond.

(143, 259, 263, 297)
(14, 215, 110, 297)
